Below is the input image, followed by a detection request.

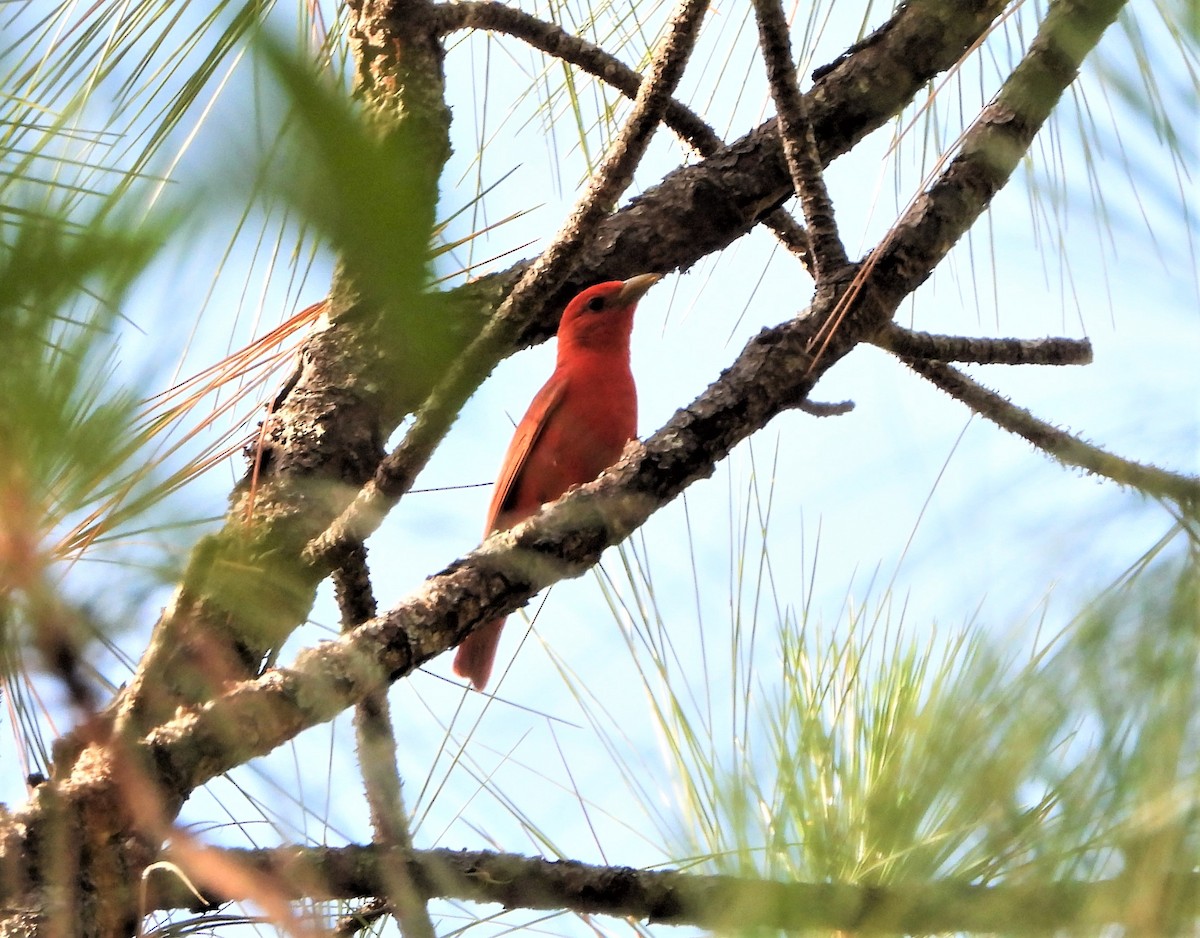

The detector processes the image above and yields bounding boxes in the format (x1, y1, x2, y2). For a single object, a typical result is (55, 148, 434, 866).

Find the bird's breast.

(519, 364, 636, 508)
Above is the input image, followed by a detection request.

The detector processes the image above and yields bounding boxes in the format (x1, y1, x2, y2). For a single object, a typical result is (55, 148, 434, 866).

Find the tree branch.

(807, 0, 1126, 370)
(751, 0, 848, 278)
(136, 0, 1141, 796)
(144, 844, 1200, 934)
(902, 358, 1200, 507)
(333, 548, 434, 938)
(9, 6, 1163, 935)
(431, 0, 814, 270)
(875, 324, 1093, 366)
(67, 0, 1132, 804)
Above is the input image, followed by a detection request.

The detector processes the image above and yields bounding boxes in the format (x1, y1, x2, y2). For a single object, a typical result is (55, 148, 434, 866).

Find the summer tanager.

(453, 273, 662, 690)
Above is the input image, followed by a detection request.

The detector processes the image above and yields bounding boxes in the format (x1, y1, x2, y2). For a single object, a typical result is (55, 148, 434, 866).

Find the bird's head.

(556, 274, 662, 354)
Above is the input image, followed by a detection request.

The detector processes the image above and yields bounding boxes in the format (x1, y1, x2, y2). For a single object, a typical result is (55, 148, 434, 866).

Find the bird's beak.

(615, 273, 663, 306)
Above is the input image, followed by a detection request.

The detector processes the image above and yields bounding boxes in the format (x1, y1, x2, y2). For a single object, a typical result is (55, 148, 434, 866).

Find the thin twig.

(332, 898, 391, 938)
(303, 0, 711, 572)
(903, 357, 1200, 506)
(435, 1, 716, 153)
(332, 547, 435, 938)
(751, 0, 848, 278)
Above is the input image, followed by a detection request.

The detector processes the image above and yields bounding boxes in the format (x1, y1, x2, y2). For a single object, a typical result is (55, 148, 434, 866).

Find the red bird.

(453, 274, 662, 690)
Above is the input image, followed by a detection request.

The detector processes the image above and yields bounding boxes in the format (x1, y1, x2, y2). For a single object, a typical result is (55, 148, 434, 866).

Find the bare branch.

(333, 548, 433, 938)
(433, 0, 720, 154)
(875, 324, 1093, 366)
(332, 545, 378, 631)
(808, 0, 1126, 369)
(144, 843, 1200, 934)
(902, 358, 1200, 508)
(866, 0, 1128, 312)
(751, 0, 848, 277)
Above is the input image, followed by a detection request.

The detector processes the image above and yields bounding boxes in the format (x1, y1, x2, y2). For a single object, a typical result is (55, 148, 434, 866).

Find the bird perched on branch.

(453, 273, 662, 690)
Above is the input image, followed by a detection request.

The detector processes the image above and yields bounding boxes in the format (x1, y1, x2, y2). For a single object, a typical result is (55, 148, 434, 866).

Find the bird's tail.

(452, 618, 505, 691)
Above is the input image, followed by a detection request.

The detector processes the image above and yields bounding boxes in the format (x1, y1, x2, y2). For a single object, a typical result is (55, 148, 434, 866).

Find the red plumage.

(453, 274, 661, 690)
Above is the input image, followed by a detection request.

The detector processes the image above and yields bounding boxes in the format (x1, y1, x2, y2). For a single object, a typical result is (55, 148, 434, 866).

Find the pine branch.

(52, 0, 1135, 813)
(136, 0, 1139, 798)
(108, 0, 460, 743)
(902, 358, 1200, 507)
(18, 4, 1157, 933)
(333, 548, 434, 938)
(143, 843, 1200, 934)
(751, 0, 848, 278)
(875, 324, 1094, 366)
(866, 0, 1129, 312)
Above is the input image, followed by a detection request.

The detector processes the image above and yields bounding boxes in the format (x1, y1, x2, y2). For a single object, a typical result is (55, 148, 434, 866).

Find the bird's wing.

(484, 373, 567, 532)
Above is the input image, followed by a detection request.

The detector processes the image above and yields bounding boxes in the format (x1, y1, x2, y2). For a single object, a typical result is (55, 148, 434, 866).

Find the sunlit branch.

(866, 0, 1129, 312)
(332, 898, 392, 937)
(808, 0, 1126, 370)
(433, 0, 719, 153)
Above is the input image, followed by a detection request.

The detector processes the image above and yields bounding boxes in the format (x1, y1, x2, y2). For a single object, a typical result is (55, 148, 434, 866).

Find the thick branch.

(107, 0, 458, 744)
(144, 844, 1200, 934)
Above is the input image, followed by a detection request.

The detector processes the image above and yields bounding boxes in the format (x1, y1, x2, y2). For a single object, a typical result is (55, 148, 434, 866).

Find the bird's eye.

(585, 295, 605, 312)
